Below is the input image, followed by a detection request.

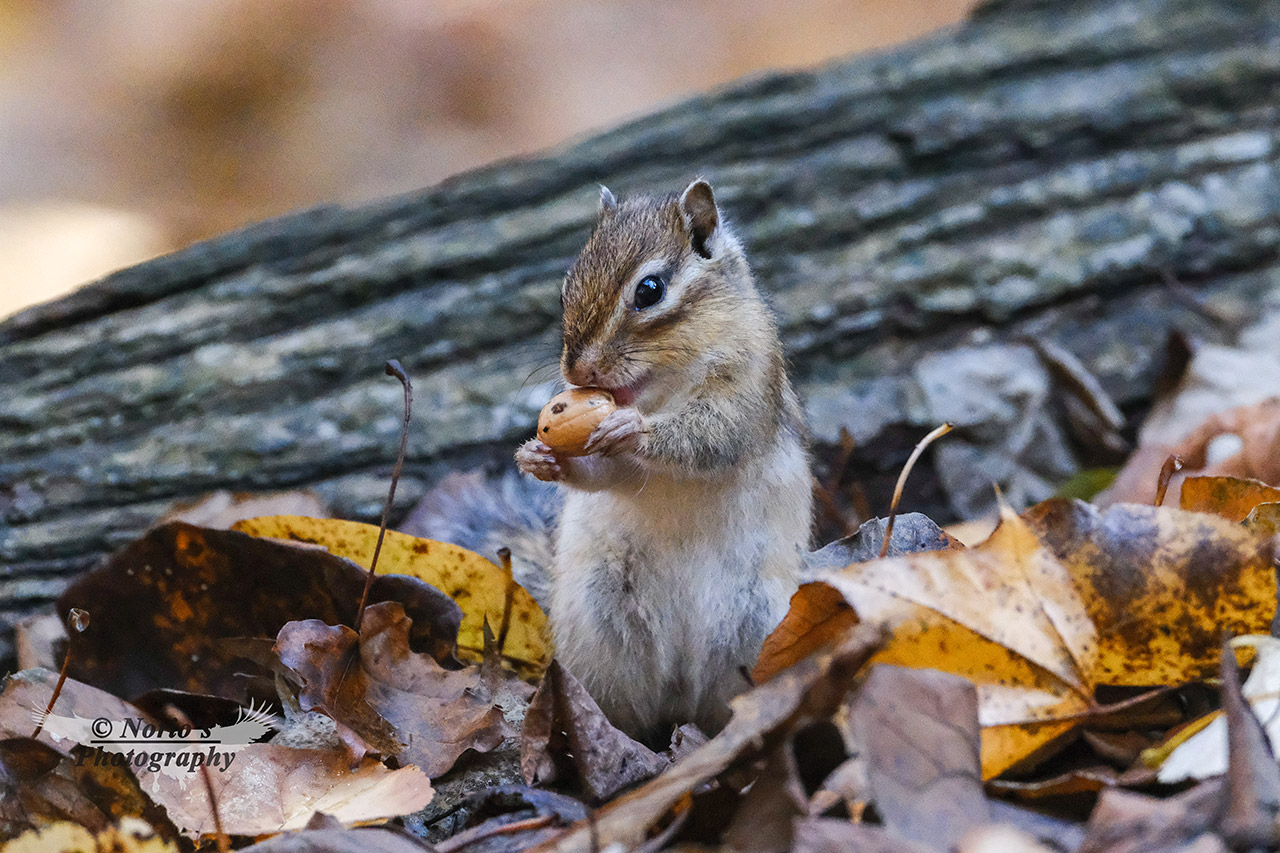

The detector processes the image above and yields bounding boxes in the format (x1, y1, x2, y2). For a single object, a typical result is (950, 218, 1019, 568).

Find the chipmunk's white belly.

(549, 435, 809, 740)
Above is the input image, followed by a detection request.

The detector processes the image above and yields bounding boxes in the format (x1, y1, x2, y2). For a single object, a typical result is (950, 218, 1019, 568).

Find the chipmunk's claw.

(584, 408, 645, 457)
(516, 439, 563, 482)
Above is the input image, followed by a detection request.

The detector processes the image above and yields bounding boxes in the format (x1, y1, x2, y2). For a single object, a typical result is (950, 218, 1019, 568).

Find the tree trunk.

(3, 0, 1279, 659)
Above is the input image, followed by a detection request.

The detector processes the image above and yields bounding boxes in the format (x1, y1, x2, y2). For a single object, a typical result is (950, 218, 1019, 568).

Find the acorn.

(537, 388, 617, 456)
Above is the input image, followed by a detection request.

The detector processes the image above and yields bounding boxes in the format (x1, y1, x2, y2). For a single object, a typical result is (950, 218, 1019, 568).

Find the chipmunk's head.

(560, 179, 762, 406)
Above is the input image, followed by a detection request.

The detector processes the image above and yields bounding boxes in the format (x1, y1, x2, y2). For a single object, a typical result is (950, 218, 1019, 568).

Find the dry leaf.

(273, 619, 404, 763)
(239, 826, 430, 853)
(793, 818, 935, 853)
(234, 515, 551, 674)
(356, 602, 511, 778)
(163, 489, 330, 530)
(1180, 476, 1280, 523)
(273, 602, 510, 777)
(721, 746, 804, 852)
(841, 665, 988, 849)
(156, 743, 433, 837)
(533, 628, 882, 853)
(521, 661, 667, 804)
(1076, 782, 1225, 853)
(57, 522, 462, 700)
(4, 817, 180, 853)
(765, 505, 1097, 778)
(1024, 500, 1277, 685)
(1100, 399, 1280, 507)
(1217, 640, 1280, 848)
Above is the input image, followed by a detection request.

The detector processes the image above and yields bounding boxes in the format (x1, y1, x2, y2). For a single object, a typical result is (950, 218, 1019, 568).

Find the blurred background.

(0, 0, 973, 319)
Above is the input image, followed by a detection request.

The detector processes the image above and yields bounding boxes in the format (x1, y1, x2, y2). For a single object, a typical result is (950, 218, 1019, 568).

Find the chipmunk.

(515, 179, 812, 743)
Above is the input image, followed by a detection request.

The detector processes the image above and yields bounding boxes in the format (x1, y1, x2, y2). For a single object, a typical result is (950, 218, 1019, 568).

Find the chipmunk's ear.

(679, 179, 719, 259)
(598, 185, 618, 217)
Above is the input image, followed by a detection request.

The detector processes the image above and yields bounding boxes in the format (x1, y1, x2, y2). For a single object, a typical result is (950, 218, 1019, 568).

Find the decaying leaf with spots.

(234, 515, 551, 676)
(1023, 499, 1277, 685)
(56, 522, 461, 700)
(761, 498, 1277, 779)
(756, 513, 962, 684)
(5, 818, 181, 853)
(764, 505, 1098, 778)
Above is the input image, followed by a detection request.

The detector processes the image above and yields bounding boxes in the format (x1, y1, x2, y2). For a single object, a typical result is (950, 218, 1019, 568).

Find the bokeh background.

(0, 0, 973, 319)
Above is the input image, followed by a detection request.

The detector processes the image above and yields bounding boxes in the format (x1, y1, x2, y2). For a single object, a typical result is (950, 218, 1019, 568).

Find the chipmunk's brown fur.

(516, 180, 811, 742)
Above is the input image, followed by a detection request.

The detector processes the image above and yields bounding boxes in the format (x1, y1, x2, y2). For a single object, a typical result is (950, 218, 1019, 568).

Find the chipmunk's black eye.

(633, 275, 666, 310)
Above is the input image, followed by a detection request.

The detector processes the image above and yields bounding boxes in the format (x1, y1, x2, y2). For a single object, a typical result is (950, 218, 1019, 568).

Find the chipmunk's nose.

(563, 360, 602, 388)
(563, 344, 606, 387)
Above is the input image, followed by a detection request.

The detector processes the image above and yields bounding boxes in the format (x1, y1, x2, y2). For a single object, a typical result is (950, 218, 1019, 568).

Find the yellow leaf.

(1024, 500, 1276, 685)
(1180, 475, 1280, 523)
(232, 515, 551, 674)
(766, 507, 1098, 779)
(4, 818, 178, 853)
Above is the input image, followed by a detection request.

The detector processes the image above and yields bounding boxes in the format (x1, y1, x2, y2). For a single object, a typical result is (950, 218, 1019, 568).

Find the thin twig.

(437, 814, 556, 853)
(356, 359, 413, 630)
(880, 423, 954, 558)
(31, 608, 89, 740)
(1154, 453, 1183, 507)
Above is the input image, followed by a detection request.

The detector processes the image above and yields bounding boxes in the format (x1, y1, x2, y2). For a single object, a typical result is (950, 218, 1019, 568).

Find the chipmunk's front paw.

(516, 439, 563, 482)
(584, 408, 645, 457)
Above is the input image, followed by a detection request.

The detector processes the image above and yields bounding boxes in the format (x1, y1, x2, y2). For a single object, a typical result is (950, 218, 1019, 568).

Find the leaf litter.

(6, 362, 1280, 851)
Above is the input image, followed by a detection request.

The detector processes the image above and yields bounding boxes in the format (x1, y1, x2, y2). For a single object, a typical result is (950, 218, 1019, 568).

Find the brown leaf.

(793, 818, 934, 853)
(842, 665, 988, 850)
(164, 489, 330, 530)
(57, 522, 462, 700)
(239, 826, 430, 853)
(428, 785, 588, 853)
(753, 583, 857, 685)
(533, 627, 883, 853)
(1218, 642, 1280, 848)
(358, 602, 512, 778)
(273, 602, 510, 777)
(1076, 781, 1224, 853)
(1173, 399, 1280, 485)
(1100, 399, 1280, 507)
(721, 747, 805, 853)
(1180, 475, 1280, 522)
(521, 661, 666, 803)
(273, 619, 404, 762)
(0, 738, 114, 837)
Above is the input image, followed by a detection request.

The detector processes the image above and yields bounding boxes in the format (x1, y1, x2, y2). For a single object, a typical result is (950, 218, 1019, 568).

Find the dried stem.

(880, 423, 954, 558)
(1154, 453, 1183, 507)
(356, 359, 413, 631)
(31, 608, 89, 740)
